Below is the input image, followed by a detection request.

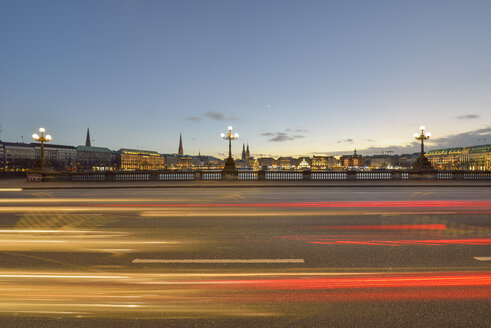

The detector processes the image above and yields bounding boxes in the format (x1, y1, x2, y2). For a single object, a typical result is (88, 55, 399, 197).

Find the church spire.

(85, 128, 91, 147)
(178, 133, 184, 155)
(246, 143, 250, 160)
(242, 143, 246, 160)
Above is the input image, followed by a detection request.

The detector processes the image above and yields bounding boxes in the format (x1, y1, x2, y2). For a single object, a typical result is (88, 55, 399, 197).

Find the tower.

(246, 144, 250, 160)
(178, 133, 183, 155)
(85, 128, 91, 147)
(242, 144, 246, 160)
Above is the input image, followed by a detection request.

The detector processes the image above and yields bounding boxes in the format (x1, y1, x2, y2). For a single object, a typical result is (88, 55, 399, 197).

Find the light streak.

(93, 200, 491, 208)
(0, 230, 108, 233)
(190, 273, 491, 290)
(308, 238, 491, 246)
(0, 188, 22, 192)
(474, 257, 491, 261)
(0, 274, 128, 279)
(310, 224, 447, 230)
(132, 259, 305, 264)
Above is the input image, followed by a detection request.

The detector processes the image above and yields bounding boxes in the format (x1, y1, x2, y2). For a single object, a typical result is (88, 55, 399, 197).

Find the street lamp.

(221, 125, 239, 160)
(220, 126, 239, 178)
(411, 125, 435, 173)
(32, 127, 52, 171)
(413, 125, 431, 157)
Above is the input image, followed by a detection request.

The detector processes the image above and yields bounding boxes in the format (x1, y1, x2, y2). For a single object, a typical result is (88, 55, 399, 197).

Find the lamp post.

(221, 126, 239, 160)
(220, 126, 239, 178)
(411, 125, 435, 173)
(32, 127, 52, 171)
(413, 125, 431, 157)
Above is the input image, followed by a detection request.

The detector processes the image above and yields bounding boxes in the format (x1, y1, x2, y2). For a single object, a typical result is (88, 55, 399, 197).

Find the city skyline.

(1, 1, 490, 157)
(1, 125, 490, 160)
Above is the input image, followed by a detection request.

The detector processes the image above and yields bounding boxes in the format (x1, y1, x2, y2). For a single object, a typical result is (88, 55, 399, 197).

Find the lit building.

(258, 157, 277, 170)
(424, 144, 491, 171)
(467, 144, 491, 171)
(297, 158, 311, 170)
(177, 156, 193, 169)
(311, 155, 338, 169)
(425, 148, 463, 170)
(340, 150, 364, 168)
(295, 157, 312, 169)
(116, 149, 165, 171)
(277, 157, 295, 170)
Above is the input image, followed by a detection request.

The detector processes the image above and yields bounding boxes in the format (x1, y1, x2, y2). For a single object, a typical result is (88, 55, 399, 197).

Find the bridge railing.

(25, 170, 491, 182)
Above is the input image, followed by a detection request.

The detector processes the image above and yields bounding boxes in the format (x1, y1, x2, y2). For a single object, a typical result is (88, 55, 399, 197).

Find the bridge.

(26, 169, 491, 182)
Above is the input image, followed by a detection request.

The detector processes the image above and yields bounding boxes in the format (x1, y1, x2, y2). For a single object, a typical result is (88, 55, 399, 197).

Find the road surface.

(0, 185, 490, 327)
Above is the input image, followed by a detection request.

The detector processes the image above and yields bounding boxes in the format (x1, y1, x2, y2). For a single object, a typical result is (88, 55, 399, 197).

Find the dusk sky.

(1, 0, 490, 158)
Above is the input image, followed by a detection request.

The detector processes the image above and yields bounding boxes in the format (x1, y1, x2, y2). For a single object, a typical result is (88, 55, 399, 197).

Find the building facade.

(311, 156, 338, 169)
(116, 149, 165, 171)
(340, 150, 364, 168)
(76, 146, 116, 171)
(425, 144, 491, 171)
(425, 148, 463, 170)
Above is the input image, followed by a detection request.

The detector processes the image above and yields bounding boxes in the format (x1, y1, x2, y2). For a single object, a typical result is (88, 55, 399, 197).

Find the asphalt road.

(0, 186, 490, 327)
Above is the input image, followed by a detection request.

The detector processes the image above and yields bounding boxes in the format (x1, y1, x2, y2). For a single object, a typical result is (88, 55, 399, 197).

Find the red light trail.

(309, 224, 448, 230)
(91, 200, 491, 208)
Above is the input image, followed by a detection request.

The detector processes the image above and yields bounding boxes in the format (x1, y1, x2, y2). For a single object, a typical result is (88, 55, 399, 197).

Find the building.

(177, 156, 193, 169)
(340, 150, 364, 168)
(116, 149, 165, 171)
(32, 143, 78, 170)
(277, 157, 295, 170)
(257, 157, 277, 170)
(425, 148, 463, 170)
(295, 157, 312, 169)
(297, 158, 311, 169)
(0, 142, 4, 167)
(311, 156, 338, 169)
(466, 144, 491, 171)
(76, 146, 116, 171)
(178, 134, 184, 156)
(85, 128, 91, 147)
(1, 142, 36, 171)
(424, 144, 491, 171)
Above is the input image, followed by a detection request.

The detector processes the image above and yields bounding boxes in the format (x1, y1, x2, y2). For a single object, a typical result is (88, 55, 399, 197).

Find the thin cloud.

(456, 114, 480, 120)
(350, 127, 491, 155)
(185, 111, 243, 123)
(261, 132, 305, 142)
(286, 128, 309, 133)
(337, 138, 354, 144)
(204, 111, 226, 121)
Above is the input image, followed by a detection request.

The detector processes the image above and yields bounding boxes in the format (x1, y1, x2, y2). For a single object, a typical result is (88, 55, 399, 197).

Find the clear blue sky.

(1, 0, 490, 157)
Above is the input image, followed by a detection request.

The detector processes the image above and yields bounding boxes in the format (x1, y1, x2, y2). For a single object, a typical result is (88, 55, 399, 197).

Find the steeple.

(85, 128, 91, 147)
(246, 144, 250, 160)
(178, 133, 184, 155)
(354, 148, 357, 156)
(242, 143, 246, 160)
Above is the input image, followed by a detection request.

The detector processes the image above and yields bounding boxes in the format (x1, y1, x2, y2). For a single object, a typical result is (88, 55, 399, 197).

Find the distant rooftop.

(76, 145, 113, 153)
(117, 148, 160, 156)
(427, 148, 463, 155)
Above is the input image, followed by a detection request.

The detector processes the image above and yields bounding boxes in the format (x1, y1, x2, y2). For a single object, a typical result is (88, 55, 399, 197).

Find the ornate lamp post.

(32, 127, 52, 171)
(413, 125, 431, 157)
(411, 125, 435, 173)
(220, 126, 239, 178)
